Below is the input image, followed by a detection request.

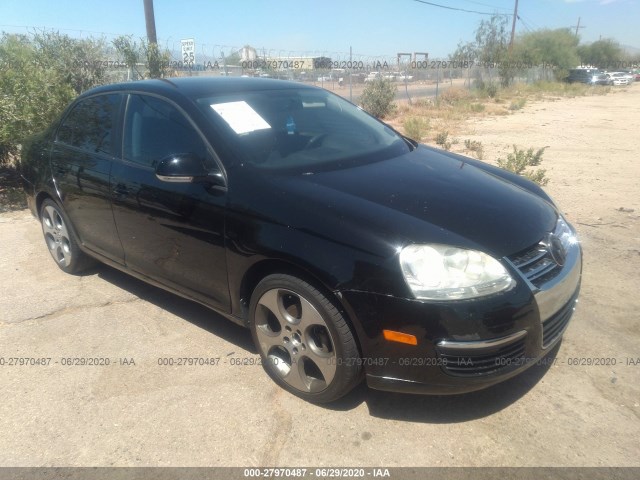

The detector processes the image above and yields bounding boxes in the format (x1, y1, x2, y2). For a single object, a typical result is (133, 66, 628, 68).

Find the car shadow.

(93, 263, 256, 354)
(327, 342, 561, 422)
(89, 263, 558, 422)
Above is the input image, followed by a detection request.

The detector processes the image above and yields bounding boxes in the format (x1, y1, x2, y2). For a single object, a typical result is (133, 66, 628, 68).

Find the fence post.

(435, 62, 440, 103)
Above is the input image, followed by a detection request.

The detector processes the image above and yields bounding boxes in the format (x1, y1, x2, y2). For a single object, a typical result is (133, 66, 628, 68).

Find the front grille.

(542, 293, 578, 348)
(437, 337, 526, 377)
(509, 241, 562, 287)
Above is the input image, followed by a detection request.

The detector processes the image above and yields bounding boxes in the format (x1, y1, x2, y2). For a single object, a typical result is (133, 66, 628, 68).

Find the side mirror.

(155, 153, 224, 187)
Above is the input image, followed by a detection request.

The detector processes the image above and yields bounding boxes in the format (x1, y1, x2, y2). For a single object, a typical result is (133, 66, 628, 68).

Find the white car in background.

(364, 72, 381, 82)
(606, 72, 630, 85)
(620, 71, 635, 83)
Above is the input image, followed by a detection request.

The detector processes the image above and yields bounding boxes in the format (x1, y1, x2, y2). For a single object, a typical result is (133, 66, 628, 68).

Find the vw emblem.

(546, 233, 566, 266)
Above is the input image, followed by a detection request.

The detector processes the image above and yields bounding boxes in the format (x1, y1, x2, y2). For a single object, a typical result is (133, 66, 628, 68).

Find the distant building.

(240, 46, 258, 62)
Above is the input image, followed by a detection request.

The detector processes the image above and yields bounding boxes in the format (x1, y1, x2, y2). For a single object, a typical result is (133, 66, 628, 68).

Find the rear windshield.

(195, 87, 410, 171)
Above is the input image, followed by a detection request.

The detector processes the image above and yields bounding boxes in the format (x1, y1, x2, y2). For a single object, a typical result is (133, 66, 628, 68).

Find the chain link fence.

(79, 42, 562, 102)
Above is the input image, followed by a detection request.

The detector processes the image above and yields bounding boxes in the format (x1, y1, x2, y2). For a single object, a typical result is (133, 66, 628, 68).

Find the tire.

(40, 199, 94, 274)
(249, 274, 362, 403)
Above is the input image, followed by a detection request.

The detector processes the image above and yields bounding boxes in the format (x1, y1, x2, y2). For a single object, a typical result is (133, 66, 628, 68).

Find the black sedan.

(21, 77, 582, 403)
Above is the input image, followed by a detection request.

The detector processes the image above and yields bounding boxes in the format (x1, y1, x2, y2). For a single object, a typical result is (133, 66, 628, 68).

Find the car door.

(50, 93, 125, 264)
(110, 93, 230, 311)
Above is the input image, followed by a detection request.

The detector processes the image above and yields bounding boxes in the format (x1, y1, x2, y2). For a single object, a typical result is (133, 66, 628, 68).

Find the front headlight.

(399, 244, 514, 300)
(555, 216, 579, 251)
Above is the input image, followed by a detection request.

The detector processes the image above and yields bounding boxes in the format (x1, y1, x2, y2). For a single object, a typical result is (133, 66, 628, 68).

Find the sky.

(1, 0, 638, 60)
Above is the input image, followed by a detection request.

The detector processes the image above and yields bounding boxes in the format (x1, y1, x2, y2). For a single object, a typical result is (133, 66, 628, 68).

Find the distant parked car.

(350, 72, 366, 84)
(618, 71, 635, 83)
(364, 72, 381, 82)
(607, 72, 630, 86)
(590, 73, 611, 86)
(566, 68, 609, 85)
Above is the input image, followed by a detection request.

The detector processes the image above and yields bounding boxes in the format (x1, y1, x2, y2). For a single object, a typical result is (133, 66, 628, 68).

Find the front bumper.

(339, 241, 582, 395)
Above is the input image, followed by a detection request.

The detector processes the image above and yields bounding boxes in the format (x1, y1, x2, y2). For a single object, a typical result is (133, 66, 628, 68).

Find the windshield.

(195, 87, 410, 171)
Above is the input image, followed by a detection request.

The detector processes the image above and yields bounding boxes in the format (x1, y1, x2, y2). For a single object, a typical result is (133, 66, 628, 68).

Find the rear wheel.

(40, 199, 94, 274)
(249, 274, 361, 403)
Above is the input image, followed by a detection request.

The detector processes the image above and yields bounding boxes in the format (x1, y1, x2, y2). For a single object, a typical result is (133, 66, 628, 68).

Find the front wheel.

(249, 274, 362, 403)
(40, 199, 94, 274)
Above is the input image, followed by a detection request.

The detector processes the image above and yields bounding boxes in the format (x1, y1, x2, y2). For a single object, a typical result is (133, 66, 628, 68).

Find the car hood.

(234, 145, 558, 259)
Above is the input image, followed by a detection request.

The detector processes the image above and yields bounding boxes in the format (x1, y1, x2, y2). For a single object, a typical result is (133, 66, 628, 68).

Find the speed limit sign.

(181, 39, 195, 66)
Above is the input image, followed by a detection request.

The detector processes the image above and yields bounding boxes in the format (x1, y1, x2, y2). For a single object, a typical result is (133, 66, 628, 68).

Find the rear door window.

(56, 94, 121, 156)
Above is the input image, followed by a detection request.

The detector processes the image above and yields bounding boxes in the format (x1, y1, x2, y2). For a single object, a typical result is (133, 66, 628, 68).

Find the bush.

(440, 87, 471, 106)
(497, 145, 548, 186)
(359, 78, 396, 118)
(403, 117, 429, 142)
(0, 32, 107, 166)
(509, 98, 526, 111)
(486, 83, 499, 98)
(435, 131, 452, 150)
(464, 139, 484, 160)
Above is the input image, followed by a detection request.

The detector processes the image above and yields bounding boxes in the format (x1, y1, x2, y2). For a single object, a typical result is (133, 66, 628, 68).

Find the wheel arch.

(35, 191, 55, 219)
(238, 258, 364, 359)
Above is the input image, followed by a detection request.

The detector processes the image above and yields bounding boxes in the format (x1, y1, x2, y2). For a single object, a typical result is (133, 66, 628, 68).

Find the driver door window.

(123, 94, 209, 168)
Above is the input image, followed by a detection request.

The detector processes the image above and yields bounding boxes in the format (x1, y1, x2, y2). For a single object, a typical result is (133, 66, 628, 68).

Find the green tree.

(475, 14, 510, 66)
(224, 49, 241, 65)
(112, 35, 171, 79)
(578, 39, 624, 70)
(451, 14, 513, 87)
(515, 28, 580, 80)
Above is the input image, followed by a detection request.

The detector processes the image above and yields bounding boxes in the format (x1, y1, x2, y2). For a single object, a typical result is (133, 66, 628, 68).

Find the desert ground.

(0, 84, 638, 467)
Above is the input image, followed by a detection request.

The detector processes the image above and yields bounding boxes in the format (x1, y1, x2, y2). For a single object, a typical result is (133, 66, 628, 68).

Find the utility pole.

(572, 17, 586, 37)
(143, 0, 157, 44)
(509, 0, 519, 51)
(143, 0, 161, 78)
(349, 46, 352, 102)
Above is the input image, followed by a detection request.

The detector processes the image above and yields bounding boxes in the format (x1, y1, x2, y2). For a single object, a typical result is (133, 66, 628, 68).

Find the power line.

(411, 0, 511, 16)
(518, 17, 531, 33)
(518, 16, 535, 34)
(520, 15, 541, 31)
(459, 0, 511, 11)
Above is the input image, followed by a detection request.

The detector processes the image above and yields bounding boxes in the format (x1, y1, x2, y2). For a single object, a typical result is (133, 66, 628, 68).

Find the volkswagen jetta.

(21, 77, 582, 402)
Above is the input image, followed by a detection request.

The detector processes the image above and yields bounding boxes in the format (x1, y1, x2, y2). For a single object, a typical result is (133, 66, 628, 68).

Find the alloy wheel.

(254, 288, 337, 394)
(41, 205, 73, 268)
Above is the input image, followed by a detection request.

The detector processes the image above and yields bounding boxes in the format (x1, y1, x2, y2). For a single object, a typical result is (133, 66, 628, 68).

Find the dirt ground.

(0, 85, 638, 468)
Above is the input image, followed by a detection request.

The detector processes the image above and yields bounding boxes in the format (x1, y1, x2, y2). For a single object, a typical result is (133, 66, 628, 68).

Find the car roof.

(79, 76, 314, 100)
